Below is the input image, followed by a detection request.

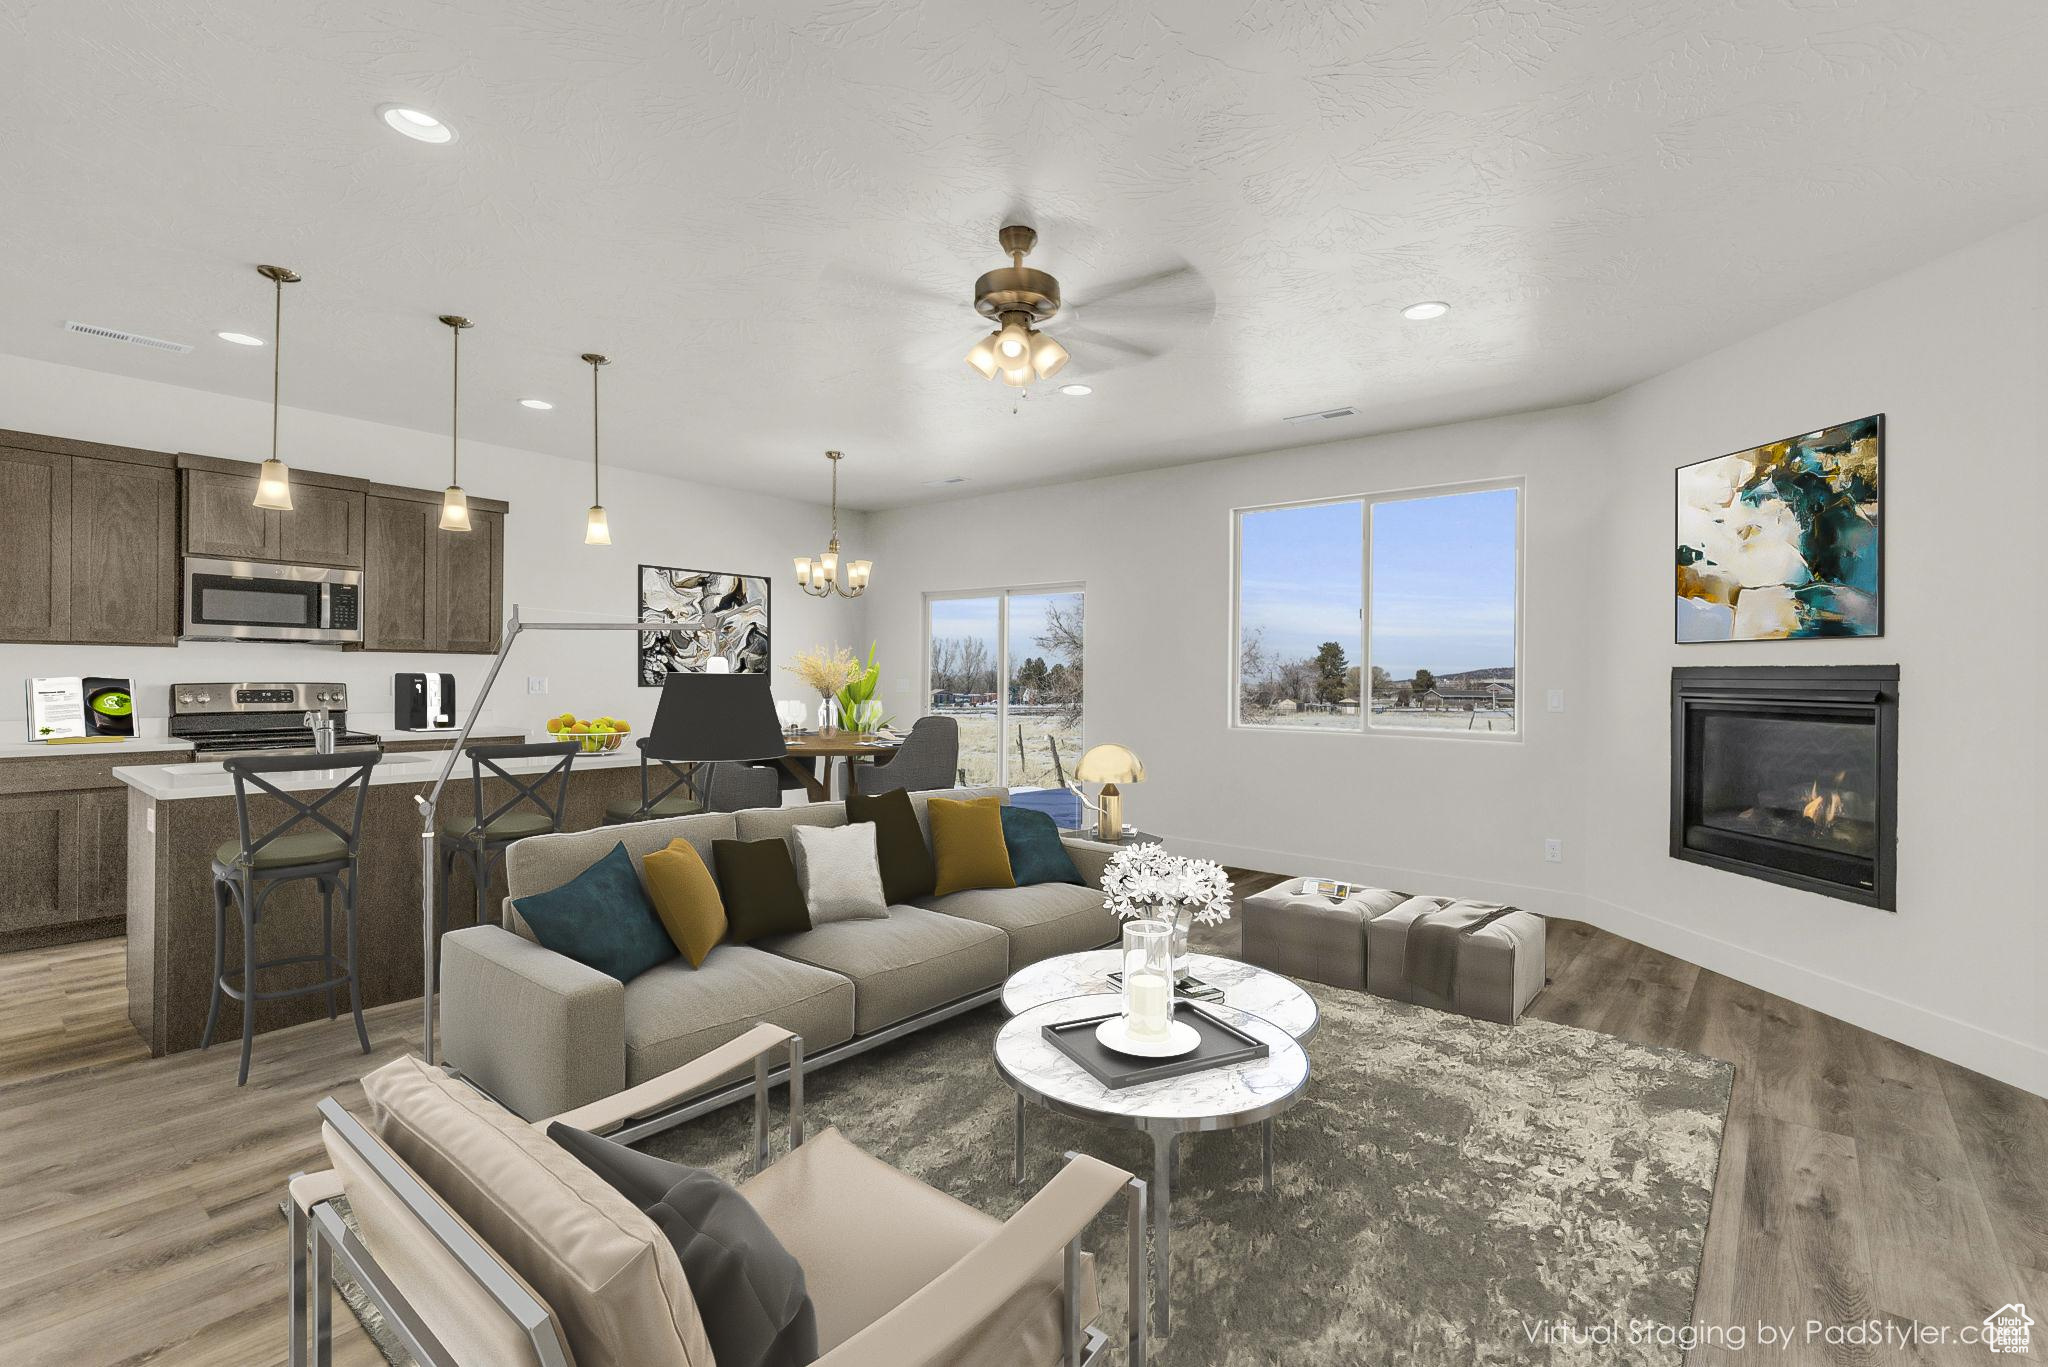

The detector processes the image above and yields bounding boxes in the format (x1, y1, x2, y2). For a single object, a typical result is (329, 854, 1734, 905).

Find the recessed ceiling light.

(1058, 383, 1092, 396)
(519, 398, 554, 410)
(1401, 301, 1450, 321)
(378, 105, 456, 144)
(216, 331, 264, 346)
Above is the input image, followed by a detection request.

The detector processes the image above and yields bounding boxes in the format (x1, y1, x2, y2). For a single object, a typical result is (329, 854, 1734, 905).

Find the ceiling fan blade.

(1075, 264, 1207, 310)
(1057, 323, 1163, 362)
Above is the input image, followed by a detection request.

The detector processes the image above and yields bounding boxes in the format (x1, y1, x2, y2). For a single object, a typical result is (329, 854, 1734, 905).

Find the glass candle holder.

(1121, 918, 1174, 1041)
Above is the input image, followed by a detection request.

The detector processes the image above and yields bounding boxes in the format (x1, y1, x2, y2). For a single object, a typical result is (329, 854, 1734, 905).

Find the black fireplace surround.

(1671, 666, 1898, 910)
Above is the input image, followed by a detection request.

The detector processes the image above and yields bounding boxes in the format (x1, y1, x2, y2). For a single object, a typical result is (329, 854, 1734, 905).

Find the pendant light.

(581, 352, 611, 545)
(251, 264, 301, 509)
(437, 315, 474, 532)
(794, 451, 871, 597)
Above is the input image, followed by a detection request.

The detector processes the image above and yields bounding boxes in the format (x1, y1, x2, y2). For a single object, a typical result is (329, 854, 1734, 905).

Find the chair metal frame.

(289, 1034, 1146, 1367)
(202, 751, 381, 1085)
(433, 740, 578, 978)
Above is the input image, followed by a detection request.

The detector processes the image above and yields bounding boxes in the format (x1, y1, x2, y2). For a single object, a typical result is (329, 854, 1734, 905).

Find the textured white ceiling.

(2, 1, 2045, 508)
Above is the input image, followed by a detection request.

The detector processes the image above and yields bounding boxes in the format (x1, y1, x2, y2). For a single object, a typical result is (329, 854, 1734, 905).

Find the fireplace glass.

(1694, 713, 1879, 860)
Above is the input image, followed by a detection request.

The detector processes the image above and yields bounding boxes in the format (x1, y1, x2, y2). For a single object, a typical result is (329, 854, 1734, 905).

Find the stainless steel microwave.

(181, 557, 364, 643)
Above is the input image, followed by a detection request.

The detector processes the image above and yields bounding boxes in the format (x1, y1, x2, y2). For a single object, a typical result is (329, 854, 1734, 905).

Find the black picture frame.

(1674, 413, 1884, 643)
(635, 563, 772, 686)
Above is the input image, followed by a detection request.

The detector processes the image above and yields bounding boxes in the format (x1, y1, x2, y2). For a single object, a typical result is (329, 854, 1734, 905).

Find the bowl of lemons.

(544, 713, 631, 753)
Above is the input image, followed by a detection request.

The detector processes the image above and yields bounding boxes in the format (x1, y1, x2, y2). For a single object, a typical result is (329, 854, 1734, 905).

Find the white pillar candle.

(1126, 971, 1172, 1040)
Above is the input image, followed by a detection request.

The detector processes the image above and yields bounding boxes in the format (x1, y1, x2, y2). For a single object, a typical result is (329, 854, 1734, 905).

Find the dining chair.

(854, 716, 960, 795)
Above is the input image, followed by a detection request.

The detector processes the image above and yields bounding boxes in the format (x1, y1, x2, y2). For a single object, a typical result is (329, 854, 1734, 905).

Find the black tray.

(1105, 970, 1225, 1003)
(1041, 1001, 1269, 1090)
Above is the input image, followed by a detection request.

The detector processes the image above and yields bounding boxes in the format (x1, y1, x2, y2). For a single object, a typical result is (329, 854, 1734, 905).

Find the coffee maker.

(393, 672, 456, 730)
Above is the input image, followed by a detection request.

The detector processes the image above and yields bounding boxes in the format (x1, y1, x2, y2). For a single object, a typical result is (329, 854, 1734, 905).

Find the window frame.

(923, 580, 1086, 786)
(1229, 476, 1523, 743)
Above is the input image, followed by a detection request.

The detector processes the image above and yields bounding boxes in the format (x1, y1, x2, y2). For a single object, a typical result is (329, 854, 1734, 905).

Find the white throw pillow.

(792, 821, 890, 923)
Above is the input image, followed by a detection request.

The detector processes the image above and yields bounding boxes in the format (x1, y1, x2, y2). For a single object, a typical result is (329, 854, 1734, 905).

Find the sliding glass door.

(927, 586, 1084, 788)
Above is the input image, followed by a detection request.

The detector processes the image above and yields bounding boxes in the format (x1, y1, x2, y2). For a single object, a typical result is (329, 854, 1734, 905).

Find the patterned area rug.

(336, 983, 1730, 1366)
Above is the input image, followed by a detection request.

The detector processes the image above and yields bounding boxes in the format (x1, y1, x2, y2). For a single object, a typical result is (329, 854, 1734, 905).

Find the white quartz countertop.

(113, 744, 641, 801)
(0, 737, 195, 760)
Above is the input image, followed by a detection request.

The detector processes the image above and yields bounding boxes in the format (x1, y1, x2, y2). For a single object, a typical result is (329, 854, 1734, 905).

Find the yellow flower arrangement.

(783, 645, 864, 699)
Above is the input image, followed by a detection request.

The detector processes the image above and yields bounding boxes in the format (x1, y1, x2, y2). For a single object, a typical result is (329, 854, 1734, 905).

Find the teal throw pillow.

(513, 841, 677, 983)
(998, 806, 1085, 888)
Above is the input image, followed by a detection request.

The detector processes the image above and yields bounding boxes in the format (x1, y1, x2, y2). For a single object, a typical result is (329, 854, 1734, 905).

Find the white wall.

(864, 214, 2048, 1095)
(0, 353, 868, 738)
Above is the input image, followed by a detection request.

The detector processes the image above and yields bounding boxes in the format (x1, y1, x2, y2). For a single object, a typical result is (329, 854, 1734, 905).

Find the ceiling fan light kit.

(966, 224, 1070, 387)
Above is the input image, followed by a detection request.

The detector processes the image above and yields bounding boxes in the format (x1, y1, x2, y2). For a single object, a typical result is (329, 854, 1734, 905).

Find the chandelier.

(794, 451, 871, 597)
(964, 225, 1069, 387)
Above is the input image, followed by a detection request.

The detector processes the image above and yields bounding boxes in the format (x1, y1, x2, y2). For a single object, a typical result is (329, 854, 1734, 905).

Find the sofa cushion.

(551, 1124, 819, 1367)
(513, 841, 678, 983)
(844, 786, 937, 904)
(915, 882, 1118, 969)
(623, 944, 855, 1087)
(359, 1054, 716, 1367)
(907, 785, 1007, 848)
(642, 839, 728, 968)
(792, 822, 890, 925)
(927, 796, 1015, 898)
(733, 802, 847, 847)
(507, 811, 738, 906)
(739, 1126, 1094, 1360)
(714, 838, 813, 942)
(757, 905, 1008, 1034)
(997, 806, 1084, 888)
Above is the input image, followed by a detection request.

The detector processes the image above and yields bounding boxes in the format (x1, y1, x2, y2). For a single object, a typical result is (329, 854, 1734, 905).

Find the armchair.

(290, 1025, 1147, 1367)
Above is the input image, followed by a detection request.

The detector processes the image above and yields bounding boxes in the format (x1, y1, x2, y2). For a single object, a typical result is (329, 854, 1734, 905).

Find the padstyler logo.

(1984, 1304, 2032, 1355)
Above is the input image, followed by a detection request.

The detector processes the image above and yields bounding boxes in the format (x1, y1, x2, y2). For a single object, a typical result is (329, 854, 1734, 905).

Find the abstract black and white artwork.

(637, 564, 771, 685)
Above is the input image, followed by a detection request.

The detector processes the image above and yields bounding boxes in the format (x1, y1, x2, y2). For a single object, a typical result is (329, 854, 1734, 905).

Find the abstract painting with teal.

(1675, 415, 1882, 641)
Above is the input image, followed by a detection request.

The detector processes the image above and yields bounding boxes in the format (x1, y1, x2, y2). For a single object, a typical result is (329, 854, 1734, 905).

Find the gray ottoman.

(1242, 880, 1408, 991)
(1365, 896, 1546, 1025)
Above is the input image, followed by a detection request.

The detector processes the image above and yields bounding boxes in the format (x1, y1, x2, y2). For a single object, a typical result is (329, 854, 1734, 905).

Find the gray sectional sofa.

(440, 785, 1122, 1121)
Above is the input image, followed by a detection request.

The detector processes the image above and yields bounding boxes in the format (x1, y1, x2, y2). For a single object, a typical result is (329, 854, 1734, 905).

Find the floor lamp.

(416, 605, 766, 1063)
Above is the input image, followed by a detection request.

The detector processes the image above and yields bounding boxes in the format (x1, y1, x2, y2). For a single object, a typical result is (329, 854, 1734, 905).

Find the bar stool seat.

(603, 792, 702, 822)
(212, 831, 349, 870)
(437, 809, 557, 841)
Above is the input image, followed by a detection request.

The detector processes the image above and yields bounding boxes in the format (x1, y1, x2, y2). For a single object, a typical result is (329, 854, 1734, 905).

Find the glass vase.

(1121, 919, 1174, 1042)
(1169, 904, 1195, 983)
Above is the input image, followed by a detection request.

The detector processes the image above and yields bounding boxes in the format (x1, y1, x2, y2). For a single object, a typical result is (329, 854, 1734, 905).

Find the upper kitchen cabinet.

(358, 485, 507, 654)
(0, 430, 178, 646)
(178, 454, 365, 568)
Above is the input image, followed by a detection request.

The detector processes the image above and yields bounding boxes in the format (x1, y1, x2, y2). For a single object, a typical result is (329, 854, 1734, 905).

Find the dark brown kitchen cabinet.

(0, 746, 189, 950)
(0, 430, 178, 645)
(358, 488, 506, 654)
(178, 455, 365, 569)
(0, 791, 78, 935)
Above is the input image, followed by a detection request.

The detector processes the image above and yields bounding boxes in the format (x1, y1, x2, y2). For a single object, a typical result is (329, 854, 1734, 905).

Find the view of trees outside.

(929, 589, 1084, 786)
(1368, 487, 1518, 735)
(1237, 500, 1364, 729)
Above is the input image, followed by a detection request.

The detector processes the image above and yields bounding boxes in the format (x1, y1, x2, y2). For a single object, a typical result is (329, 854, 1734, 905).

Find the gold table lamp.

(1074, 743, 1145, 840)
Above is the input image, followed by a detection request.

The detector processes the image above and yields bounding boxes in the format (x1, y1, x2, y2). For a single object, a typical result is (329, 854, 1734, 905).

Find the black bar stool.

(201, 751, 382, 1086)
(434, 741, 578, 957)
(603, 737, 704, 824)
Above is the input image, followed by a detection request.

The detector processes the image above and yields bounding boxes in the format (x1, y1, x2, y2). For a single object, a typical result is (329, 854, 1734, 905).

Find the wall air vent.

(63, 321, 192, 354)
(1284, 406, 1358, 425)
(922, 476, 969, 487)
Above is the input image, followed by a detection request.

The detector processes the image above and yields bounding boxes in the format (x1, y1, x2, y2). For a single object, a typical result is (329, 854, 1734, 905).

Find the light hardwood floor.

(3, 884, 2043, 1366)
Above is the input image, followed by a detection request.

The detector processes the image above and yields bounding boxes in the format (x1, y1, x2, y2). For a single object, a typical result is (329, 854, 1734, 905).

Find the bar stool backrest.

(222, 751, 383, 869)
(461, 741, 580, 837)
(632, 736, 695, 816)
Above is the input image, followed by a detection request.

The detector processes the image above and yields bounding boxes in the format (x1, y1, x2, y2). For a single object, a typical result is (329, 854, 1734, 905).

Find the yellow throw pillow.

(641, 839, 727, 967)
(928, 795, 1016, 897)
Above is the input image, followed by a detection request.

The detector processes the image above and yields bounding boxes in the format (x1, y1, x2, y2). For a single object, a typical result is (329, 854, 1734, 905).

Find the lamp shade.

(1074, 743, 1145, 785)
(645, 672, 789, 763)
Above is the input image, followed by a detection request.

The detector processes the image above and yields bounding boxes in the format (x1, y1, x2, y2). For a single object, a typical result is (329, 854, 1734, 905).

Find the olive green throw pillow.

(927, 795, 1016, 897)
(844, 787, 936, 904)
(712, 838, 813, 942)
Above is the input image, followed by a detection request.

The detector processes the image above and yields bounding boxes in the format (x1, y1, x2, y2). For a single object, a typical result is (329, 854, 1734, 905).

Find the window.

(928, 587, 1084, 786)
(1233, 483, 1519, 737)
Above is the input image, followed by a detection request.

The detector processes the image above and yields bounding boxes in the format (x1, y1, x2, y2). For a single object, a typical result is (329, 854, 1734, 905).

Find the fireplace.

(1670, 666, 1898, 910)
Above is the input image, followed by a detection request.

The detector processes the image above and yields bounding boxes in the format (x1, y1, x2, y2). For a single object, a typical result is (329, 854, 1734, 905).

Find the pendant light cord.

(450, 322, 460, 485)
(271, 275, 283, 461)
(590, 359, 601, 504)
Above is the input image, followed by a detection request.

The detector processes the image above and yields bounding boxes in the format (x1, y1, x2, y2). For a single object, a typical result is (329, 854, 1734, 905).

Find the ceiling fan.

(957, 224, 1213, 385)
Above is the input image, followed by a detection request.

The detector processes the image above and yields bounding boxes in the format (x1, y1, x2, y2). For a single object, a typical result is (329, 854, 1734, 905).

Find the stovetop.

(168, 681, 382, 760)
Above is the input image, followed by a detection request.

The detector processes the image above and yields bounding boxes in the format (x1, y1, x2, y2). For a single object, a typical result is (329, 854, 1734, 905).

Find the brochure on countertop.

(25, 676, 136, 742)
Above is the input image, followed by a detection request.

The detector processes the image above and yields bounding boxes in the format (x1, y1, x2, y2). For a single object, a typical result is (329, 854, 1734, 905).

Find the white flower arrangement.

(1101, 843, 1234, 926)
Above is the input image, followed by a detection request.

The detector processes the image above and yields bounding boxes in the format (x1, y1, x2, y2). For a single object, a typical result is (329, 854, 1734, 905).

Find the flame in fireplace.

(1800, 772, 1849, 828)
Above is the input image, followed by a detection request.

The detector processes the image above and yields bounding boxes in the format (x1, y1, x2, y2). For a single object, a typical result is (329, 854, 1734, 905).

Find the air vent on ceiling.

(923, 476, 969, 487)
(1284, 406, 1358, 425)
(64, 321, 192, 354)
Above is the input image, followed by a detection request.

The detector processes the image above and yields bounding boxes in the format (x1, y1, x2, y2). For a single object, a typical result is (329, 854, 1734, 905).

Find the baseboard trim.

(1172, 832, 2048, 1100)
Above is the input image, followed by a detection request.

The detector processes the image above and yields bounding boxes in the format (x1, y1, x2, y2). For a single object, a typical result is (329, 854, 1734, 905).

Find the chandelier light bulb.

(794, 556, 813, 588)
(794, 451, 870, 598)
(997, 315, 1030, 360)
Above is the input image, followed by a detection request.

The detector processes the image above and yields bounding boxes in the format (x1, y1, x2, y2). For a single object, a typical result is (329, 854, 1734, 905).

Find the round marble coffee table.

(994, 994, 1310, 1338)
(1002, 949, 1320, 1042)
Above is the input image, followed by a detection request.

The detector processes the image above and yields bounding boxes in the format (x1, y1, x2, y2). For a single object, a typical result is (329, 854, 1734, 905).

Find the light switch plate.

(1547, 689, 1565, 712)
(527, 676, 549, 695)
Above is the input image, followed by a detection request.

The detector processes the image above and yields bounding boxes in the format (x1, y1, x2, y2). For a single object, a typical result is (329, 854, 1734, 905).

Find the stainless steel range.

(169, 682, 383, 760)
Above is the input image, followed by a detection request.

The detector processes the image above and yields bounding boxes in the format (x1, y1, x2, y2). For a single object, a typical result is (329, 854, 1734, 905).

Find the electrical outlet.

(527, 676, 549, 695)
(1547, 689, 1565, 713)
(1544, 838, 1563, 863)
(145, 803, 155, 835)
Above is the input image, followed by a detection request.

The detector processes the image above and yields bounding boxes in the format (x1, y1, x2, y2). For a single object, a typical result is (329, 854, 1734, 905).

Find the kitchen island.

(113, 743, 651, 1057)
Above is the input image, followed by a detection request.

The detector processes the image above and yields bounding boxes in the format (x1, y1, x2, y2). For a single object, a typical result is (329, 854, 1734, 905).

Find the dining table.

(777, 729, 904, 801)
